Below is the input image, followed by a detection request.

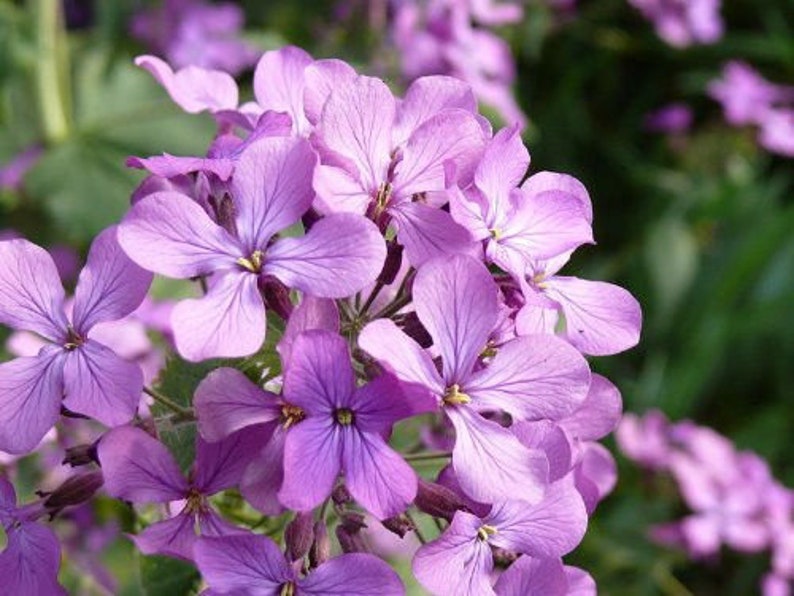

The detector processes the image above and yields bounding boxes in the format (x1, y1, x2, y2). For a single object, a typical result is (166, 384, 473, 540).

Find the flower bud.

(414, 478, 466, 521)
(377, 242, 403, 286)
(332, 484, 352, 506)
(261, 276, 294, 320)
(335, 512, 368, 553)
(284, 512, 314, 562)
(309, 521, 331, 568)
(381, 513, 415, 538)
(396, 311, 432, 348)
(62, 442, 99, 467)
(41, 471, 103, 515)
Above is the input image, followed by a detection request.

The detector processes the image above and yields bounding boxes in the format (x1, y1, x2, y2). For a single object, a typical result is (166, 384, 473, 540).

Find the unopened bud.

(62, 442, 98, 467)
(381, 513, 415, 538)
(42, 471, 103, 514)
(377, 242, 403, 286)
(301, 208, 321, 232)
(414, 478, 465, 521)
(335, 512, 368, 553)
(398, 311, 432, 348)
(284, 512, 314, 562)
(261, 277, 294, 320)
(492, 546, 519, 568)
(309, 521, 331, 568)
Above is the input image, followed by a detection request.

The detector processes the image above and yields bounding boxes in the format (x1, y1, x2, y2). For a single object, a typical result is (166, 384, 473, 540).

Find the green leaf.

(137, 554, 200, 596)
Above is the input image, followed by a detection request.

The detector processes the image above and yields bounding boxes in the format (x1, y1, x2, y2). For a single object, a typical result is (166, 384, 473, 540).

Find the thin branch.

(143, 386, 192, 417)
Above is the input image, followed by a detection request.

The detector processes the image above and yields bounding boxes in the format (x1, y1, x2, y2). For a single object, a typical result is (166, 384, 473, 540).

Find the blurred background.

(1, 0, 793, 593)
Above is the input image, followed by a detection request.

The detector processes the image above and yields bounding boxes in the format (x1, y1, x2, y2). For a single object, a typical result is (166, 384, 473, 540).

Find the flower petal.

(413, 254, 498, 383)
(118, 191, 241, 279)
(393, 109, 485, 199)
(0, 522, 65, 595)
(544, 277, 642, 356)
(132, 513, 197, 561)
(283, 330, 355, 412)
(0, 239, 68, 340)
(62, 340, 142, 426)
(0, 352, 64, 455)
(72, 226, 153, 332)
(466, 334, 590, 422)
(278, 417, 341, 512)
(98, 426, 188, 503)
(277, 296, 339, 368)
(560, 374, 622, 442)
(195, 427, 271, 495)
(231, 137, 317, 251)
(391, 202, 476, 268)
(194, 534, 293, 592)
(342, 428, 417, 519)
(316, 76, 394, 192)
(358, 318, 444, 396)
(126, 154, 236, 181)
(521, 171, 592, 223)
(487, 479, 588, 557)
(264, 214, 386, 298)
(412, 510, 495, 596)
(447, 406, 547, 504)
(493, 556, 567, 596)
(474, 124, 529, 211)
(303, 59, 358, 126)
(253, 46, 313, 134)
(240, 424, 286, 516)
(135, 55, 238, 114)
(194, 367, 281, 442)
(300, 553, 404, 595)
(172, 271, 265, 362)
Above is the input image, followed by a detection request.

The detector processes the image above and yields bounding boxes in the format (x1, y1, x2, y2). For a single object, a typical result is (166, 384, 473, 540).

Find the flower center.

(335, 408, 355, 426)
(489, 228, 502, 241)
(280, 582, 296, 596)
(63, 326, 84, 351)
(280, 404, 306, 429)
(443, 384, 470, 406)
(236, 250, 264, 273)
(374, 182, 393, 215)
(477, 524, 498, 541)
(531, 271, 548, 290)
(184, 488, 206, 515)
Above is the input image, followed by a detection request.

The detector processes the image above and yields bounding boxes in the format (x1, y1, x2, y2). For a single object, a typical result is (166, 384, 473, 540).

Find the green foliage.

(135, 554, 200, 596)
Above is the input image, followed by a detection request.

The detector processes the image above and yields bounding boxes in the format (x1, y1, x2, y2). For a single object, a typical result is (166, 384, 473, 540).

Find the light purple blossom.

(98, 425, 262, 560)
(629, 0, 723, 47)
(0, 144, 43, 192)
(0, 227, 152, 453)
(645, 103, 694, 134)
(194, 533, 404, 595)
(118, 137, 386, 361)
(278, 330, 419, 519)
(0, 476, 65, 595)
(131, 0, 257, 75)
(360, 254, 591, 503)
(494, 556, 595, 596)
(412, 478, 587, 595)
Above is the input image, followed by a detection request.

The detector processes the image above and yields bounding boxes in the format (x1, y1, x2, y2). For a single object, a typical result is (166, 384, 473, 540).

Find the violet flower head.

(194, 533, 404, 595)
(118, 136, 386, 361)
(629, 0, 723, 47)
(98, 425, 263, 560)
(131, 0, 257, 75)
(278, 330, 419, 519)
(412, 478, 587, 595)
(0, 477, 65, 595)
(0, 226, 152, 454)
(707, 61, 787, 127)
(360, 254, 591, 503)
(313, 73, 485, 266)
(645, 103, 694, 134)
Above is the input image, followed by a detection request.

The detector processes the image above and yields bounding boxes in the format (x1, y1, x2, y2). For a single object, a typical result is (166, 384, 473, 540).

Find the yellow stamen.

(281, 404, 305, 429)
(477, 524, 498, 541)
(280, 582, 296, 596)
(335, 408, 354, 426)
(489, 228, 502, 241)
(236, 250, 264, 273)
(443, 384, 471, 406)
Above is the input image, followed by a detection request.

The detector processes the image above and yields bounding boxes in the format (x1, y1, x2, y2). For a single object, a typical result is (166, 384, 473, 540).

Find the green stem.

(143, 386, 192, 417)
(403, 451, 451, 462)
(405, 512, 427, 544)
(33, 0, 71, 143)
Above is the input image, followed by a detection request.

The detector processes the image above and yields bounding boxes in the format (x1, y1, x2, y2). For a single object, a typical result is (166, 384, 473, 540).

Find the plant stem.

(33, 0, 71, 143)
(143, 386, 192, 417)
(403, 451, 451, 462)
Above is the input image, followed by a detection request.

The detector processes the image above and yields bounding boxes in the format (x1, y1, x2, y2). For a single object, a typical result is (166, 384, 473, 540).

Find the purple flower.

(278, 330, 419, 519)
(494, 557, 595, 596)
(450, 125, 593, 277)
(759, 109, 794, 157)
(360, 254, 591, 503)
(313, 74, 485, 266)
(118, 137, 386, 361)
(0, 144, 43, 192)
(644, 103, 694, 134)
(412, 478, 587, 595)
(0, 226, 152, 453)
(98, 425, 262, 560)
(131, 0, 257, 75)
(0, 477, 65, 595)
(708, 61, 789, 127)
(194, 533, 404, 595)
(629, 0, 723, 47)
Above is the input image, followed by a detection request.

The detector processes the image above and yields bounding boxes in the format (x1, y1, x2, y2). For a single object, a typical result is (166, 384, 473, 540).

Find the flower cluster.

(618, 410, 794, 596)
(0, 44, 641, 594)
(389, 0, 528, 127)
(709, 61, 794, 157)
(628, 0, 723, 47)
